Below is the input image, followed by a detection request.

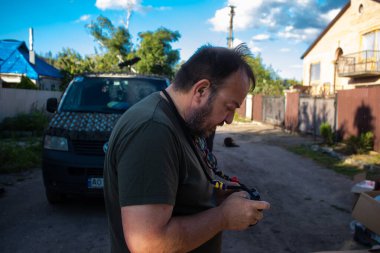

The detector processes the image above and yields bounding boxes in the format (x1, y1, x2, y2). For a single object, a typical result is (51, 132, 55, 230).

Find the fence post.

(313, 96, 317, 141)
(246, 94, 253, 120)
(334, 93, 338, 142)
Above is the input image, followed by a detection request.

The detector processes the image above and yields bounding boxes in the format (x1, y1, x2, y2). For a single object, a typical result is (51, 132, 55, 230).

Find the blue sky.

(0, 0, 348, 81)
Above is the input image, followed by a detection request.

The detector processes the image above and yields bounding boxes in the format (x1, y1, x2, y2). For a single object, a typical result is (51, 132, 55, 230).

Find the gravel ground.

(214, 122, 367, 253)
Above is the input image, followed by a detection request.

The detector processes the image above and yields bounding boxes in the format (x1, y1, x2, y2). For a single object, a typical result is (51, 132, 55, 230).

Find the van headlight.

(44, 135, 68, 151)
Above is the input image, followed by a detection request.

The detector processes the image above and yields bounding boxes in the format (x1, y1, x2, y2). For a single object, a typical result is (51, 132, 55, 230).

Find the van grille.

(71, 140, 106, 156)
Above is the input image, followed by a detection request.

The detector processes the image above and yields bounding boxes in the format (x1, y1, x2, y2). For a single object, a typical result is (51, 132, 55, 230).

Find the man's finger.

(253, 201, 270, 210)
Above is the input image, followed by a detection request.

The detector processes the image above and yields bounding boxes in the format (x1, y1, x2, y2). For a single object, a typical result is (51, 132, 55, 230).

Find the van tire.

(45, 189, 65, 204)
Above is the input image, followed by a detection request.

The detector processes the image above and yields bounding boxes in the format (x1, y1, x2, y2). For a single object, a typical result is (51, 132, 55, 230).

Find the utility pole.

(227, 5, 235, 48)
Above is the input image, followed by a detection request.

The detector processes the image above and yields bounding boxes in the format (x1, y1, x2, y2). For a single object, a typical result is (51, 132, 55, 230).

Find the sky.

(0, 0, 349, 81)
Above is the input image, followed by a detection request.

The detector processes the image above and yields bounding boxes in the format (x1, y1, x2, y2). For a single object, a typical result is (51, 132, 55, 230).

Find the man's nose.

(225, 112, 235, 124)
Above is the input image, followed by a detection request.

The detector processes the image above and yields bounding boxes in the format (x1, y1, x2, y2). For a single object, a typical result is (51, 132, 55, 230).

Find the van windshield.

(60, 76, 168, 113)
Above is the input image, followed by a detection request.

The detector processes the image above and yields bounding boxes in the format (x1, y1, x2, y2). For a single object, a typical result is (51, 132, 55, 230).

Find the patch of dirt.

(214, 122, 372, 253)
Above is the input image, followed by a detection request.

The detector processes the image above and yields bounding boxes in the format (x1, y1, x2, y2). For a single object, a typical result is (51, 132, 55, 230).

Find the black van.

(42, 73, 169, 203)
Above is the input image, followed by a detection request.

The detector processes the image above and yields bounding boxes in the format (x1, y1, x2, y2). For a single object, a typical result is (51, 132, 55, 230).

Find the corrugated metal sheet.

(263, 96, 285, 126)
(253, 95, 263, 121)
(285, 92, 299, 131)
(0, 40, 62, 79)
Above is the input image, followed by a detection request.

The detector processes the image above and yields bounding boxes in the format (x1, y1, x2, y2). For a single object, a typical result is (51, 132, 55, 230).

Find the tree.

(135, 27, 181, 78)
(54, 48, 87, 90)
(17, 76, 38, 90)
(86, 15, 133, 69)
(246, 54, 284, 96)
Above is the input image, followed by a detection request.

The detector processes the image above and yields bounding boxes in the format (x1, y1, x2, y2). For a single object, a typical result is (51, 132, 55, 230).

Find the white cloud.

(208, 0, 263, 32)
(252, 34, 270, 41)
(208, 0, 346, 43)
(208, 7, 230, 32)
(280, 48, 290, 52)
(320, 8, 340, 23)
(296, 0, 310, 6)
(232, 38, 244, 48)
(156, 6, 171, 11)
(278, 26, 320, 43)
(248, 41, 261, 53)
(259, 7, 280, 28)
(76, 14, 91, 23)
(95, 0, 142, 11)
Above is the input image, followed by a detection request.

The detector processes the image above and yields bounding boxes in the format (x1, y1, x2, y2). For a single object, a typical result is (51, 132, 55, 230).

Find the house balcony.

(337, 50, 380, 78)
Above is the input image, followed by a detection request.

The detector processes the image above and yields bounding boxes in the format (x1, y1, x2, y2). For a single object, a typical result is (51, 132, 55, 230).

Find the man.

(104, 44, 270, 253)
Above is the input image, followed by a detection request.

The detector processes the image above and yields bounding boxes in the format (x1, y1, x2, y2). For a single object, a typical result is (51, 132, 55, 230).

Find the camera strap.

(161, 89, 260, 199)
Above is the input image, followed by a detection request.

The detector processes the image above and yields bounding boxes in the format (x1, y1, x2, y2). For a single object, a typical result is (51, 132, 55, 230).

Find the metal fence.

(298, 96, 335, 135)
(247, 86, 380, 152)
(262, 96, 285, 126)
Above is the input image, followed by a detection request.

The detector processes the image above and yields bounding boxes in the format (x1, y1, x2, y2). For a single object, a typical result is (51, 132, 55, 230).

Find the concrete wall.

(302, 0, 380, 95)
(0, 87, 62, 121)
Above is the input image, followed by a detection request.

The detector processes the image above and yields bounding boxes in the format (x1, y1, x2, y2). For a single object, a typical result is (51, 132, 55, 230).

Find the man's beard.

(186, 101, 214, 138)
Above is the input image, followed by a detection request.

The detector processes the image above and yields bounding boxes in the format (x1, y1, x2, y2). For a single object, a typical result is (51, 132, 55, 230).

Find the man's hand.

(219, 191, 270, 230)
(120, 192, 270, 252)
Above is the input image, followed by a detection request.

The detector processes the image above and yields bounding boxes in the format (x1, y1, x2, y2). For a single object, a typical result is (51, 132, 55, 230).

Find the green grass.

(288, 145, 362, 178)
(0, 111, 49, 137)
(0, 112, 48, 174)
(0, 137, 43, 174)
(233, 113, 252, 123)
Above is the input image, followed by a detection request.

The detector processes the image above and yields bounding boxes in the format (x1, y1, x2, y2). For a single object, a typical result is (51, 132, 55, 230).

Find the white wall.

(0, 87, 62, 122)
(302, 0, 380, 95)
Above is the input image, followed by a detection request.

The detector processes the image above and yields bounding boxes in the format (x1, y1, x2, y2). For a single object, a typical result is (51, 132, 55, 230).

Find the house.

(0, 39, 62, 90)
(301, 0, 380, 96)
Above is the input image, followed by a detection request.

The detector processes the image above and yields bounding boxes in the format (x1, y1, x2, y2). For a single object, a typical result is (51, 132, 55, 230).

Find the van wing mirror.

(46, 98, 58, 113)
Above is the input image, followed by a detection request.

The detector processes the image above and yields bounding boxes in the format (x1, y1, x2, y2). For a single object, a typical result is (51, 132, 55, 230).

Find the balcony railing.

(337, 50, 380, 77)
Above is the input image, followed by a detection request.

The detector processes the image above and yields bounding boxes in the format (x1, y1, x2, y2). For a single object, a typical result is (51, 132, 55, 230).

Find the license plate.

(87, 178, 104, 189)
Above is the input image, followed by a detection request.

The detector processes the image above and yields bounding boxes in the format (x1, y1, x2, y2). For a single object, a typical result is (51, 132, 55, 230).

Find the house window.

(362, 30, 380, 58)
(310, 62, 320, 82)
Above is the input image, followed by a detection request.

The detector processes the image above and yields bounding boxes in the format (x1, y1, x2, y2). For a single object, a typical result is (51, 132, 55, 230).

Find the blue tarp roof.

(0, 39, 62, 79)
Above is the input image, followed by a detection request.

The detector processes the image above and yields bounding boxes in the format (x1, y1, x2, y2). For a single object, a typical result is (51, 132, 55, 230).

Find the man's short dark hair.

(173, 44, 256, 94)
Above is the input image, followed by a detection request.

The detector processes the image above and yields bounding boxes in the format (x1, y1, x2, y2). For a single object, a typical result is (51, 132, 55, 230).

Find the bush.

(0, 111, 49, 136)
(360, 132, 374, 153)
(345, 131, 374, 154)
(0, 140, 42, 173)
(16, 76, 38, 90)
(319, 122, 333, 145)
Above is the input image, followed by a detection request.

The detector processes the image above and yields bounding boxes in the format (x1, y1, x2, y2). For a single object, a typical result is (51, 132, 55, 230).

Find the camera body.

(248, 188, 261, 200)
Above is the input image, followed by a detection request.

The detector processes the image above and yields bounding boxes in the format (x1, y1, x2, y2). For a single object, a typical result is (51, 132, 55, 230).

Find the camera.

(247, 188, 261, 201)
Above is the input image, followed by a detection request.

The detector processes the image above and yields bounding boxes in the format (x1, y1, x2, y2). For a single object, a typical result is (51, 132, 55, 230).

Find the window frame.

(309, 62, 321, 84)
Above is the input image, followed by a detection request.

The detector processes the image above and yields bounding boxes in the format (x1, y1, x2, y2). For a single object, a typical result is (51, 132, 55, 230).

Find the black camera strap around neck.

(161, 89, 260, 200)
(161, 89, 213, 182)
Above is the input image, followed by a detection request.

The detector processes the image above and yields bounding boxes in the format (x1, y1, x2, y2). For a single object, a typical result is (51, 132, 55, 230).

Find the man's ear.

(193, 79, 211, 101)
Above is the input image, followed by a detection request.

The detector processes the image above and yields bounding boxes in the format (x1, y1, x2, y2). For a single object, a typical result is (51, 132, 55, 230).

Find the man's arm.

(122, 191, 270, 253)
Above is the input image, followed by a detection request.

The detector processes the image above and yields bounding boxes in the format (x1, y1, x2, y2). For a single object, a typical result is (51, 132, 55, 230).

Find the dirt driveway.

(0, 122, 367, 253)
(215, 122, 365, 253)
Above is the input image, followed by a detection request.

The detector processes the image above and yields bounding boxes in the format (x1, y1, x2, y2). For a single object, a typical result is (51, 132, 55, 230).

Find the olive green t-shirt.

(103, 92, 221, 253)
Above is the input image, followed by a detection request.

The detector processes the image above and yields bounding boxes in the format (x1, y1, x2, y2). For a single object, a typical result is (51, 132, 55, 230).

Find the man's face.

(186, 69, 250, 137)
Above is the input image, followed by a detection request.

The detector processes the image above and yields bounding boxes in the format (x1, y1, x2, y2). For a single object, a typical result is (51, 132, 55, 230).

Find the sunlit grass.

(288, 145, 362, 178)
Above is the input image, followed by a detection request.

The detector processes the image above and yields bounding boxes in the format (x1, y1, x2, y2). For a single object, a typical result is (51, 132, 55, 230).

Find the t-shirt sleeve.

(116, 120, 180, 207)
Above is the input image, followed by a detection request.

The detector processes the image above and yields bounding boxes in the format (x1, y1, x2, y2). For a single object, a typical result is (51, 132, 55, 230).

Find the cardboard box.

(352, 191, 380, 236)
